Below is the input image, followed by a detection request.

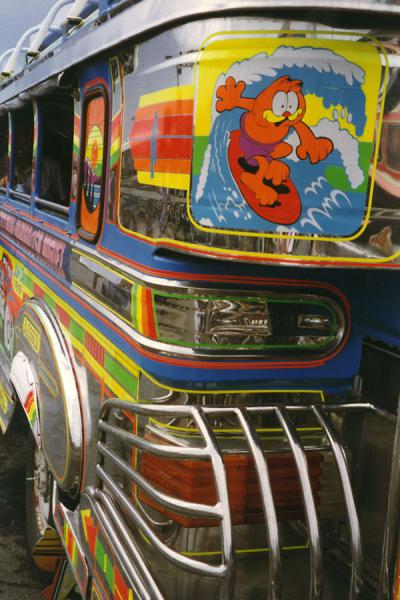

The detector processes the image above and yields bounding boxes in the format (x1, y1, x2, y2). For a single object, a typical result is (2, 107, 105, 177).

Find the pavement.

(0, 424, 48, 599)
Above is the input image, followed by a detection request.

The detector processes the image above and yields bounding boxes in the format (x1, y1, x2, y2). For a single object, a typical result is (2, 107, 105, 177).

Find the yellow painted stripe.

(138, 84, 194, 108)
(21, 272, 139, 377)
(138, 170, 190, 190)
(148, 417, 322, 434)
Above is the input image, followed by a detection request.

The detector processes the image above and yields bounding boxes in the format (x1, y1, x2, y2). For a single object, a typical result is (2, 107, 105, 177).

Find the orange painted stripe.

(135, 99, 194, 121)
(133, 158, 191, 174)
(111, 113, 122, 135)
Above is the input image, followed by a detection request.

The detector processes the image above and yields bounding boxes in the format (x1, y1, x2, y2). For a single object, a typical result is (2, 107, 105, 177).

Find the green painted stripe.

(193, 136, 209, 174)
(95, 538, 105, 569)
(44, 294, 56, 311)
(24, 273, 34, 293)
(131, 283, 138, 330)
(104, 555, 114, 591)
(110, 148, 120, 167)
(105, 353, 137, 395)
(70, 319, 85, 345)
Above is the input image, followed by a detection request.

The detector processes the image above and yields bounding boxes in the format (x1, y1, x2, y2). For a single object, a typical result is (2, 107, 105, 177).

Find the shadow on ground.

(0, 422, 49, 599)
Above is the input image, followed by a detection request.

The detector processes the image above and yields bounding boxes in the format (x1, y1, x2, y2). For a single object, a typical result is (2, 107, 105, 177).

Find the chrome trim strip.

(35, 196, 69, 215)
(377, 395, 400, 599)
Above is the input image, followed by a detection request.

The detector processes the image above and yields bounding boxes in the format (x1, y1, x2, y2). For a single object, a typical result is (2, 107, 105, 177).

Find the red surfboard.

(228, 129, 301, 225)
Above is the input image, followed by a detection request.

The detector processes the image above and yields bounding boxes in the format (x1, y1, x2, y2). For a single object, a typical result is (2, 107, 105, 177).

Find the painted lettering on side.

(0, 210, 67, 277)
(23, 315, 41, 354)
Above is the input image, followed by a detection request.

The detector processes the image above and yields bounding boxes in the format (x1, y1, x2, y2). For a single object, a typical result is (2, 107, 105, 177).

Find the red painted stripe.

(130, 119, 154, 139)
(130, 139, 150, 158)
(86, 331, 105, 367)
(130, 138, 192, 160)
(2, 234, 350, 371)
(34, 283, 45, 298)
(114, 566, 129, 600)
(56, 305, 70, 329)
(156, 137, 192, 160)
(25, 391, 34, 412)
(142, 288, 157, 339)
(133, 158, 191, 174)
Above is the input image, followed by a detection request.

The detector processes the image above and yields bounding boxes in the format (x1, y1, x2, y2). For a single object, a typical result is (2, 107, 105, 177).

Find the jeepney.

(0, 1, 399, 599)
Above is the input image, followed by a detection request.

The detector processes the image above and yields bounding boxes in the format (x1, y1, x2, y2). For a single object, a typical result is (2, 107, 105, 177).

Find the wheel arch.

(11, 298, 84, 498)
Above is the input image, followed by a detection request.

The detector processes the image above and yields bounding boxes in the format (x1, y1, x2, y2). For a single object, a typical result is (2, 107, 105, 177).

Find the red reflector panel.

(140, 452, 323, 528)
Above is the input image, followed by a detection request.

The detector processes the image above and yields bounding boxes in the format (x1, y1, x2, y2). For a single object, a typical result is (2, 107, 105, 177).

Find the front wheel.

(25, 432, 53, 555)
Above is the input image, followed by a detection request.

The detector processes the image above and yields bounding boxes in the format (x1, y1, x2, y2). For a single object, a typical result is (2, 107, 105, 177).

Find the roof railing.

(26, 0, 76, 59)
(1, 0, 103, 81)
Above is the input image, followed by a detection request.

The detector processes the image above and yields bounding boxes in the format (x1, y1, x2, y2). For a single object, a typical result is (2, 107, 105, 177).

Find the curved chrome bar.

(0, 49, 13, 75)
(235, 408, 282, 600)
(194, 406, 235, 597)
(98, 419, 209, 459)
(312, 406, 363, 599)
(96, 465, 229, 578)
(28, 0, 76, 57)
(90, 492, 154, 600)
(275, 407, 324, 600)
(66, 0, 99, 22)
(2, 26, 41, 77)
(378, 396, 400, 599)
(97, 441, 223, 519)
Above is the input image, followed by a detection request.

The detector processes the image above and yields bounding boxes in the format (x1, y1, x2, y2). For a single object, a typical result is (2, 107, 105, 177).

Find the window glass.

(0, 114, 9, 188)
(386, 124, 400, 172)
(38, 90, 74, 210)
(79, 94, 106, 238)
(12, 105, 34, 195)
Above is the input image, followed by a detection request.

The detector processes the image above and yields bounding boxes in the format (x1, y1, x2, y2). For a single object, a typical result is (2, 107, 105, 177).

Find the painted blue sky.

(0, 1, 57, 56)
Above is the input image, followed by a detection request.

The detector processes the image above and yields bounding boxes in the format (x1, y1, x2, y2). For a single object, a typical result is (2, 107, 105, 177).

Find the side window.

(11, 105, 34, 199)
(78, 90, 108, 241)
(37, 89, 74, 215)
(0, 114, 9, 190)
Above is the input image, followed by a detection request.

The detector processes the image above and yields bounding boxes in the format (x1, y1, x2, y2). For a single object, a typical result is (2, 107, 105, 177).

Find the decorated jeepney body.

(0, 1, 399, 598)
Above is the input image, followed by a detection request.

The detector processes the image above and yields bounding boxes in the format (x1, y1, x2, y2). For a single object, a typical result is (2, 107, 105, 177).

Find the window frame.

(77, 84, 109, 243)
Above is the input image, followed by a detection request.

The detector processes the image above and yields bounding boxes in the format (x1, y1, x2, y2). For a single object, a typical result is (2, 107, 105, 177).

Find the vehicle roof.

(0, 0, 399, 108)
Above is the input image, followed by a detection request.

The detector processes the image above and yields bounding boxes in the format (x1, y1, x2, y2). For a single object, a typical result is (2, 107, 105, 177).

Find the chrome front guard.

(86, 400, 399, 600)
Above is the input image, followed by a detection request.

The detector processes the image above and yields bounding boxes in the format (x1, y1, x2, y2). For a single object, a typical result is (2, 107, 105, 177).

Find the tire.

(25, 432, 53, 555)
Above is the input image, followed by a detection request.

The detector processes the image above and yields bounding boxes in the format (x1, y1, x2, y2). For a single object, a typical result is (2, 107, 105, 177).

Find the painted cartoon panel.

(190, 34, 385, 238)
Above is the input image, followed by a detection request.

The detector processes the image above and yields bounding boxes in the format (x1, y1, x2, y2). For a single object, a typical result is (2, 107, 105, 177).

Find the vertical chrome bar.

(235, 408, 282, 600)
(312, 406, 363, 599)
(193, 407, 235, 600)
(378, 396, 400, 599)
(275, 407, 323, 600)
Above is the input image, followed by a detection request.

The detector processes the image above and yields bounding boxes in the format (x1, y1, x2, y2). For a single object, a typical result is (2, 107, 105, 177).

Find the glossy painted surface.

(0, 4, 399, 600)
